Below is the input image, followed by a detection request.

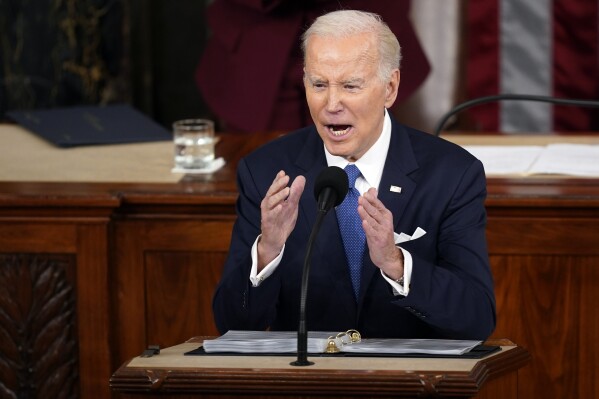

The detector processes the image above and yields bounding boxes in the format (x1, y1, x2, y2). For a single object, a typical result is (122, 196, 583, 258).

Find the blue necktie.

(336, 164, 366, 300)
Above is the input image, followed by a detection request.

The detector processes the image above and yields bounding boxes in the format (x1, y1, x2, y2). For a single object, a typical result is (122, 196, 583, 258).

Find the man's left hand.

(358, 188, 404, 279)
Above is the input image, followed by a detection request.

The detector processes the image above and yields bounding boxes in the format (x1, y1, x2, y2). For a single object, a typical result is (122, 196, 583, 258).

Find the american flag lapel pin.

(390, 185, 402, 194)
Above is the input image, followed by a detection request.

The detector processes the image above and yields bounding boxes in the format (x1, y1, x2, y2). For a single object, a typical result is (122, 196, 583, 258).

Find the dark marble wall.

(0, 0, 209, 128)
(0, 0, 126, 114)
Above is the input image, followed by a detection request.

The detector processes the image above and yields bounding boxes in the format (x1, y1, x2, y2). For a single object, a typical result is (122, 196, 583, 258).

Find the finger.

(358, 195, 378, 218)
(263, 172, 291, 209)
(358, 196, 384, 228)
(287, 175, 306, 205)
(361, 189, 391, 224)
(362, 188, 385, 210)
(265, 171, 289, 198)
(266, 186, 291, 209)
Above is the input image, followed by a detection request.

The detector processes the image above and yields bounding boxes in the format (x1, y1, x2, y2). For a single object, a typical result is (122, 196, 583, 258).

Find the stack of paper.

(202, 330, 481, 356)
(202, 330, 333, 354)
(341, 338, 481, 355)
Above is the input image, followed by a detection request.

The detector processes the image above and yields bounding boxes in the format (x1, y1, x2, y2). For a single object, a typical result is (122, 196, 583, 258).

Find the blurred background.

(1, 0, 597, 134)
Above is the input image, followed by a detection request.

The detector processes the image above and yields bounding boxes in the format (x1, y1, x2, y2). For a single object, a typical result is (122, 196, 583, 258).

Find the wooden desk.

(0, 125, 598, 398)
(109, 337, 529, 399)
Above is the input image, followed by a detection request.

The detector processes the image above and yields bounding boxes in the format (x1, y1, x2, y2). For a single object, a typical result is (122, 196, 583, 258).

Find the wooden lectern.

(110, 337, 529, 399)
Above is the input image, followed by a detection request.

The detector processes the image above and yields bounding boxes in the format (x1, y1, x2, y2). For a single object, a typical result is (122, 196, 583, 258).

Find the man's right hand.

(257, 170, 306, 271)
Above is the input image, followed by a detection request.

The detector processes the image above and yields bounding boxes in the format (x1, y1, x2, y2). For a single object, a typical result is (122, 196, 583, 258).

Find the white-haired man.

(213, 10, 496, 340)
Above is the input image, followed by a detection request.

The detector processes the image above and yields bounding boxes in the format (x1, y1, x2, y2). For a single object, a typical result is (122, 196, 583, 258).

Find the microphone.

(291, 166, 348, 366)
(314, 165, 350, 212)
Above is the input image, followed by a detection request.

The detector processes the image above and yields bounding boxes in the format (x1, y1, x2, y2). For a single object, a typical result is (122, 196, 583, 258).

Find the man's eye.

(313, 83, 326, 89)
(344, 84, 359, 91)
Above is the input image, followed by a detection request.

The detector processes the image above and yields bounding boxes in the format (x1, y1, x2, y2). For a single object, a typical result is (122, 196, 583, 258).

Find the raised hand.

(257, 170, 306, 270)
(357, 188, 404, 280)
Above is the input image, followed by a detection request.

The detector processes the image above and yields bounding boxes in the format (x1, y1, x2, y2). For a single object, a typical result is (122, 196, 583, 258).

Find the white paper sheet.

(462, 143, 599, 177)
(462, 145, 544, 175)
(527, 144, 599, 177)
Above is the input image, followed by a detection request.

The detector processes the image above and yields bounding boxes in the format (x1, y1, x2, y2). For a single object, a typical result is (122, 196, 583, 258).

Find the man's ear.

(384, 69, 400, 108)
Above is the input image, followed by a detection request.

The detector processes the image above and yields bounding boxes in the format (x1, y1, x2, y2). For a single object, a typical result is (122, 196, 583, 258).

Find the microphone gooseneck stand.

(291, 166, 347, 366)
(433, 94, 599, 137)
(290, 208, 326, 366)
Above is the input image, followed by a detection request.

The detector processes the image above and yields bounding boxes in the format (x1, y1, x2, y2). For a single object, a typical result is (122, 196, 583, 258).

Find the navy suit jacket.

(213, 117, 496, 340)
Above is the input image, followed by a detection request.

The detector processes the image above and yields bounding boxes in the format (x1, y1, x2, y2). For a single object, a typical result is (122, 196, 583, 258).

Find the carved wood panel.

(0, 253, 78, 399)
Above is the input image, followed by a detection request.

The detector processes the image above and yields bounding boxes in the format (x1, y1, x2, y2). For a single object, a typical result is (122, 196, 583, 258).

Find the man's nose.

(325, 87, 343, 113)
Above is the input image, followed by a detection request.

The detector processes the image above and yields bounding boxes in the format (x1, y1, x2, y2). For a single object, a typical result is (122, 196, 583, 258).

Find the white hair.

(301, 9, 402, 82)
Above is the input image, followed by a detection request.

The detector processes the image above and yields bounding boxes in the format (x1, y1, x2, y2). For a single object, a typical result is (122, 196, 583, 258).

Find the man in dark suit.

(213, 10, 496, 340)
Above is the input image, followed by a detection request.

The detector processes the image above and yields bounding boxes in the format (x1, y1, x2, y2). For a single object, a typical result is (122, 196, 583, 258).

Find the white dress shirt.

(249, 109, 412, 296)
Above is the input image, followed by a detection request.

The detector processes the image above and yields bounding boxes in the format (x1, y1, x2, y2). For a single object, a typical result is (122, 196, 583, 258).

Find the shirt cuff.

(249, 234, 285, 287)
(381, 247, 412, 296)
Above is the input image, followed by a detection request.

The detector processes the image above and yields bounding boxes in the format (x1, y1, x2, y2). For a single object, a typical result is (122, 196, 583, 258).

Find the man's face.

(304, 32, 399, 162)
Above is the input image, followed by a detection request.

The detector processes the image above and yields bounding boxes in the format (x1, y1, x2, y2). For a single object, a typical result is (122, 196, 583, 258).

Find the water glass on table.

(173, 119, 215, 170)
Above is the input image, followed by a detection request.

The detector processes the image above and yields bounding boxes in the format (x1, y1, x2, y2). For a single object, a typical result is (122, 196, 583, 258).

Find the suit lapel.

(378, 118, 419, 231)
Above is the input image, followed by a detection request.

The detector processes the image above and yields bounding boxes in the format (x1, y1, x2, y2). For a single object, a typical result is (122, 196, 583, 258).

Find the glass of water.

(173, 119, 215, 169)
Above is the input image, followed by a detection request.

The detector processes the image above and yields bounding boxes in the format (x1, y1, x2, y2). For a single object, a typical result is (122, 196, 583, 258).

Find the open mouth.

(328, 124, 352, 136)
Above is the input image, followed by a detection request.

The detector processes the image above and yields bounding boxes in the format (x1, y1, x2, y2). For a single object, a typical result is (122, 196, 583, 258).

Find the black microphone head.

(314, 166, 349, 211)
